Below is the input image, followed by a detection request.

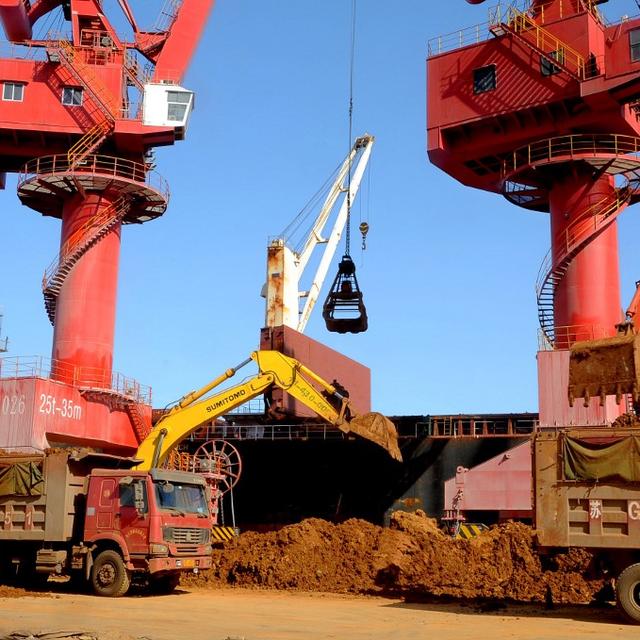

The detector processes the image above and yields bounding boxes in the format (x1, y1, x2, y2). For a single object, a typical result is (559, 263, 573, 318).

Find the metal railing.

(537, 324, 610, 350)
(534, 185, 631, 346)
(428, 0, 610, 58)
(504, 5, 585, 78)
(42, 194, 129, 292)
(18, 154, 170, 200)
(425, 415, 538, 437)
(502, 134, 640, 177)
(186, 415, 539, 443)
(0, 355, 152, 404)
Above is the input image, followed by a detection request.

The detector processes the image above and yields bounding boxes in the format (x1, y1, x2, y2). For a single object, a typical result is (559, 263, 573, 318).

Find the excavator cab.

(322, 255, 368, 334)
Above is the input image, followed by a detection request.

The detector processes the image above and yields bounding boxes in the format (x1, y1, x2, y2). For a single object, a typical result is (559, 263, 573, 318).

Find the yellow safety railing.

(56, 39, 120, 118)
(531, 0, 606, 26)
(503, 134, 640, 177)
(505, 6, 585, 78)
(67, 120, 111, 166)
(428, 0, 607, 57)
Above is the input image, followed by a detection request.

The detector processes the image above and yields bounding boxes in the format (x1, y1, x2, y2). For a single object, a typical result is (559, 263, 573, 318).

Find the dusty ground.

(1, 513, 629, 638)
(0, 588, 634, 640)
(187, 511, 605, 604)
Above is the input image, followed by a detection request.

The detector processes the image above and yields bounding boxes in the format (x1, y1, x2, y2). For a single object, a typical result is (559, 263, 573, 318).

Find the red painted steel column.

(548, 169, 622, 348)
(51, 192, 121, 387)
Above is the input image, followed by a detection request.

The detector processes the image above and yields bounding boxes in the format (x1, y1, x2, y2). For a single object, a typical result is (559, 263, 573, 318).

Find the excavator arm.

(134, 350, 402, 470)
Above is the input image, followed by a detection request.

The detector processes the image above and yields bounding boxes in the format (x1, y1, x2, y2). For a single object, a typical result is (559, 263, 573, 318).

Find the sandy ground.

(0, 588, 636, 640)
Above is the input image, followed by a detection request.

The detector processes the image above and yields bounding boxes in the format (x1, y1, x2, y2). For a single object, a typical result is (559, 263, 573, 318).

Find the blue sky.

(3, 0, 640, 416)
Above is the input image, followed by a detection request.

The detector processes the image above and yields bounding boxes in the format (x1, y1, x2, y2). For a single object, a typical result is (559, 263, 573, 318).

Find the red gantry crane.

(428, 0, 640, 425)
(0, 0, 214, 452)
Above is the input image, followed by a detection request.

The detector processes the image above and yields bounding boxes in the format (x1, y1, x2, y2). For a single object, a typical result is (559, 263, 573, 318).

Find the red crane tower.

(428, 0, 640, 425)
(0, 0, 214, 452)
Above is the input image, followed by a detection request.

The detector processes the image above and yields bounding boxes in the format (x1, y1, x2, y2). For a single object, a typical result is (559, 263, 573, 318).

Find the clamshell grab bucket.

(322, 255, 368, 334)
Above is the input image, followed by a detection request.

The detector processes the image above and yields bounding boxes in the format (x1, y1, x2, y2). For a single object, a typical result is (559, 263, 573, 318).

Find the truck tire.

(616, 563, 640, 624)
(90, 550, 131, 598)
(149, 571, 180, 594)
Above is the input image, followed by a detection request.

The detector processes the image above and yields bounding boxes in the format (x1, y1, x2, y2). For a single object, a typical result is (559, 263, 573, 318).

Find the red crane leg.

(548, 170, 622, 348)
(51, 192, 121, 387)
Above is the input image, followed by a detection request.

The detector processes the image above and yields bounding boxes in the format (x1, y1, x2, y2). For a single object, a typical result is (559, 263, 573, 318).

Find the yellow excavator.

(134, 350, 402, 469)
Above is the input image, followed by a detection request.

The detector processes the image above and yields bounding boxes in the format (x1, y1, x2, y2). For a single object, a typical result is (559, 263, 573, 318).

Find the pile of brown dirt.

(0, 585, 51, 598)
(611, 412, 640, 429)
(187, 511, 603, 604)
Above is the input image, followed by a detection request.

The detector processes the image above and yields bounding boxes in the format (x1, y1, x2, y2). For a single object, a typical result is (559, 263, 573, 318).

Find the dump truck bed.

(0, 451, 87, 542)
(534, 427, 640, 549)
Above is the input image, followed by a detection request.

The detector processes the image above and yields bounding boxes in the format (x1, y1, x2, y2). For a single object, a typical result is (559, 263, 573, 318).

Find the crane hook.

(359, 222, 369, 250)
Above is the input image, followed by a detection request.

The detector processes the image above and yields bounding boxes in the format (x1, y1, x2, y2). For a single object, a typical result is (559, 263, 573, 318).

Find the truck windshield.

(153, 481, 208, 516)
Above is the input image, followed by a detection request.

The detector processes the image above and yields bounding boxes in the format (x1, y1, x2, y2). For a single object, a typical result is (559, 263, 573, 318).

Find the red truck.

(0, 449, 212, 596)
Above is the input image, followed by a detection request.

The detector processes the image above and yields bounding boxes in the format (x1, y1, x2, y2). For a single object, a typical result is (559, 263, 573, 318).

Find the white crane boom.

(264, 134, 374, 333)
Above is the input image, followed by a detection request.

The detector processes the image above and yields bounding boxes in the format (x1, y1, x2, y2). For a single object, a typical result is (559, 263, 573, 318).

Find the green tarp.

(0, 461, 44, 497)
(563, 435, 640, 482)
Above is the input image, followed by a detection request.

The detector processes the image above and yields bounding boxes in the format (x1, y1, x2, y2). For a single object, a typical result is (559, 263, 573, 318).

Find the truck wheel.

(616, 563, 640, 624)
(149, 571, 180, 594)
(91, 550, 131, 597)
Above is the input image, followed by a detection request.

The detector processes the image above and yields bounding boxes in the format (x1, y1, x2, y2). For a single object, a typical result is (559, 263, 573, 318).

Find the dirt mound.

(0, 585, 52, 598)
(611, 412, 640, 429)
(188, 511, 603, 603)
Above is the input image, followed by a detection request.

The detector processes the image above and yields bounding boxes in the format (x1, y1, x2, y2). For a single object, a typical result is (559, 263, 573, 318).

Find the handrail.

(42, 195, 129, 289)
(0, 355, 152, 404)
(505, 6, 585, 78)
(535, 184, 632, 345)
(18, 154, 170, 201)
(427, 0, 610, 58)
(537, 324, 610, 350)
(503, 134, 640, 177)
(535, 188, 629, 295)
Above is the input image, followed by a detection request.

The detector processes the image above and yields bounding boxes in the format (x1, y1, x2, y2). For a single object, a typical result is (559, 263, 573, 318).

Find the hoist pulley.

(322, 255, 368, 334)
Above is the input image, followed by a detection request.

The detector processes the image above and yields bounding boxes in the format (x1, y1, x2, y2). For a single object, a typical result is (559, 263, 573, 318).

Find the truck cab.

(0, 450, 212, 597)
(85, 467, 212, 595)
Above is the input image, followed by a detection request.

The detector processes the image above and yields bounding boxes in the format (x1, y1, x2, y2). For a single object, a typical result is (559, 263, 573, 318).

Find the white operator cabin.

(142, 84, 195, 140)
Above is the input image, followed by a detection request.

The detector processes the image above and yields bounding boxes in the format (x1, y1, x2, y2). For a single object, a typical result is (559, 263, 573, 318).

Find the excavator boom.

(134, 350, 402, 469)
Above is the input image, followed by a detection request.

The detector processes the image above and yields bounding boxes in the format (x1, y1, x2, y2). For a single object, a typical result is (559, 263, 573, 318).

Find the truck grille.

(175, 545, 200, 554)
(164, 527, 209, 544)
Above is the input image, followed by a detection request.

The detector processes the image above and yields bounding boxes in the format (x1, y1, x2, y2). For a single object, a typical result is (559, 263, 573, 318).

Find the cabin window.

(631, 29, 640, 62)
(166, 90, 191, 122)
(541, 50, 563, 76)
(473, 65, 496, 94)
(62, 87, 83, 106)
(3, 82, 24, 102)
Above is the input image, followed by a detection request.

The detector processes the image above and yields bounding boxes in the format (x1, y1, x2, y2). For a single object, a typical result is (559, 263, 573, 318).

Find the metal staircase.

(80, 386, 152, 444)
(42, 195, 131, 324)
(47, 39, 120, 168)
(536, 186, 632, 345)
(124, 400, 152, 442)
(490, 6, 585, 80)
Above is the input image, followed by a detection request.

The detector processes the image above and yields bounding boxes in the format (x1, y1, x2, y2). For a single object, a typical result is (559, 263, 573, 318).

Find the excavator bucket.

(342, 412, 403, 462)
(569, 324, 640, 407)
